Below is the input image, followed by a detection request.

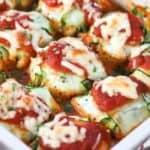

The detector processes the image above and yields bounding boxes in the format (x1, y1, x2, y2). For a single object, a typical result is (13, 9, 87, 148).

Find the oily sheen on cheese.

(38, 113, 86, 149)
(96, 76, 138, 99)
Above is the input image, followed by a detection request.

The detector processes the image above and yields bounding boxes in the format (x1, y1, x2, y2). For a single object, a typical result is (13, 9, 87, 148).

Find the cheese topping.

(59, 37, 106, 79)
(24, 117, 37, 132)
(0, 10, 52, 52)
(83, 2, 102, 23)
(98, 76, 138, 99)
(129, 44, 150, 58)
(92, 12, 131, 59)
(0, 79, 51, 132)
(131, 69, 150, 88)
(0, 31, 18, 52)
(2, 10, 51, 31)
(59, 37, 88, 51)
(38, 112, 86, 149)
(16, 21, 52, 52)
(61, 60, 85, 77)
(92, 133, 101, 150)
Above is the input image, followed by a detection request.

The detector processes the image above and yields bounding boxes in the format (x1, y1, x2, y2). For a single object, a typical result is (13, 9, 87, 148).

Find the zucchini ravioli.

(35, 112, 110, 150)
(0, 78, 60, 143)
(38, 0, 86, 36)
(71, 75, 150, 138)
(114, 0, 150, 30)
(83, 11, 144, 68)
(0, 10, 52, 70)
(29, 37, 106, 99)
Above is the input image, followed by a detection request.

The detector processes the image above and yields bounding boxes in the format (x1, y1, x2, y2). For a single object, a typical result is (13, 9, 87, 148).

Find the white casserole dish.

(0, 118, 149, 150)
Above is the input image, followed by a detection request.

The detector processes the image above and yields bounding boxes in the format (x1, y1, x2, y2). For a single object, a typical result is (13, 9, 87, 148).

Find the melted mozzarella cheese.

(24, 117, 37, 132)
(92, 12, 131, 59)
(59, 37, 88, 51)
(71, 94, 107, 122)
(3, 10, 51, 32)
(131, 69, 150, 88)
(83, 2, 102, 22)
(38, 112, 86, 149)
(100, 76, 138, 99)
(61, 60, 85, 77)
(129, 44, 150, 58)
(43, 65, 86, 94)
(0, 79, 26, 119)
(22, 95, 51, 132)
(0, 79, 51, 132)
(59, 37, 106, 79)
(92, 134, 101, 150)
(1, 10, 52, 52)
(15, 24, 51, 53)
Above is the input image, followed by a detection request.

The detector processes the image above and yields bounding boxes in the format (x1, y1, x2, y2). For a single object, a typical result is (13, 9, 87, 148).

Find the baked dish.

(0, 0, 149, 150)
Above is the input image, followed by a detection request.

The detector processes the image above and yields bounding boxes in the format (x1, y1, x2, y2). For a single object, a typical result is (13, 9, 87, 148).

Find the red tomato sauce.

(130, 76, 149, 94)
(91, 85, 131, 112)
(0, 37, 10, 47)
(42, 43, 72, 73)
(0, 1, 10, 11)
(39, 121, 109, 150)
(16, 31, 36, 56)
(126, 13, 144, 45)
(0, 18, 15, 30)
(3, 108, 38, 125)
(41, 42, 87, 76)
(140, 56, 150, 69)
(43, 0, 63, 7)
(0, 13, 31, 30)
(93, 13, 144, 46)
(83, 2, 102, 25)
(16, 15, 31, 29)
(128, 55, 150, 70)
(93, 22, 107, 38)
(73, 0, 83, 7)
